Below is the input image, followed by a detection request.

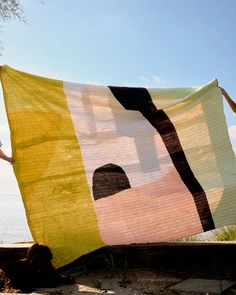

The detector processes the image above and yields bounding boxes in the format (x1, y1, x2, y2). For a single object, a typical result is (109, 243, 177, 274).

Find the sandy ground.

(2, 243, 236, 294)
(1, 268, 236, 295)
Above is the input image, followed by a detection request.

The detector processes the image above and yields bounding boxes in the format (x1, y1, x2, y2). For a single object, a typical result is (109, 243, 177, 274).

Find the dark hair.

(27, 243, 53, 264)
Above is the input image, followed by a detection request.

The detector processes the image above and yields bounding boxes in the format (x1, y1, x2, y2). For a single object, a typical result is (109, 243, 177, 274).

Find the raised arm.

(220, 87, 236, 113)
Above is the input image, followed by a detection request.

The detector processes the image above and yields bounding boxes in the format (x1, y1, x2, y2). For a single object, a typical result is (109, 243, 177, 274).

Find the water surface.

(0, 194, 32, 243)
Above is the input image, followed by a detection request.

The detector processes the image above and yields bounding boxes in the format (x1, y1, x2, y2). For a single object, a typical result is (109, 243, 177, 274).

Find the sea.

(0, 194, 32, 243)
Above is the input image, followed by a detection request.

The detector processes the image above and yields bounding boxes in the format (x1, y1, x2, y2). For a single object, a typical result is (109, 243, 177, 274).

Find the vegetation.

(0, 0, 25, 22)
(0, 0, 26, 54)
(177, 224, 236, 242)
(211, 225, 236, 241)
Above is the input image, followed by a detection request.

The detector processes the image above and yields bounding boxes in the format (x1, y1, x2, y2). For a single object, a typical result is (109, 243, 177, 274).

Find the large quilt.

(1, 65, 235, 268)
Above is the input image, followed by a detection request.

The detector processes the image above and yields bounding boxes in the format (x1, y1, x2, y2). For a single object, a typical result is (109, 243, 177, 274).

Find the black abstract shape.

(109, 86, 215, 232)
(92, 163, 131, 200)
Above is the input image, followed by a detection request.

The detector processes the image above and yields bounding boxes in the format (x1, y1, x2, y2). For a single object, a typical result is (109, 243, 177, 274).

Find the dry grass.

(177, 224, 236, 242)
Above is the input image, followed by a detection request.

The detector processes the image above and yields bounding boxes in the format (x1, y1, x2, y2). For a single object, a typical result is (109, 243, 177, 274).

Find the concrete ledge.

(1, 241, 236, 274)
(0, 243, 33, 262)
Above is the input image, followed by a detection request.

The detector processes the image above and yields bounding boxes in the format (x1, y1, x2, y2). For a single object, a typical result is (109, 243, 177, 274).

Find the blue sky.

(0, 0, 235, 194)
